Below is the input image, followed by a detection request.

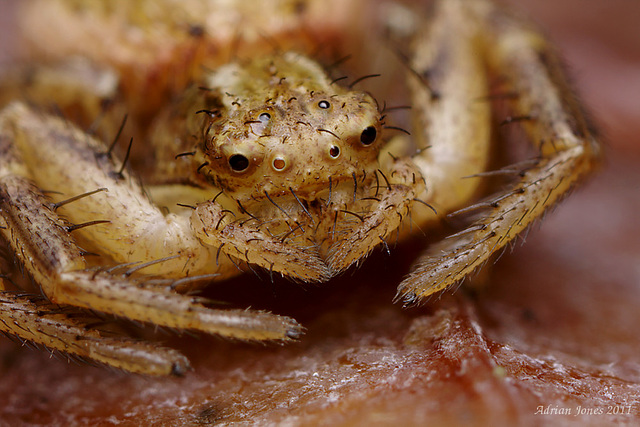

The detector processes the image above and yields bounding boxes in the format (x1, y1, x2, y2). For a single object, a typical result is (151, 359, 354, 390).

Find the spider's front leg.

(0, 102, 303, 374)
(395, 0, 600, 304)
(325, 157, 426, 273)
(192, 201, 333, 282)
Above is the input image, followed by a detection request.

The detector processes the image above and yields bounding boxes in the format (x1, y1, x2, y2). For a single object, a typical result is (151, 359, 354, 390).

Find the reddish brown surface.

(1, 1, 640, 425)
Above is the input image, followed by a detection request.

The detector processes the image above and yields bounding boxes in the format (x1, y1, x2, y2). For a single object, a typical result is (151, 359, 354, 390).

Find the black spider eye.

(360, 126, 377, 145)
(228, 154, 249, 172)
(318, 100, 330, 109)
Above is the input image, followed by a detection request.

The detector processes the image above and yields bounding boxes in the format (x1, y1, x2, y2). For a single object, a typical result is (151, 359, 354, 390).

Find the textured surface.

(1, 0, 639, 425)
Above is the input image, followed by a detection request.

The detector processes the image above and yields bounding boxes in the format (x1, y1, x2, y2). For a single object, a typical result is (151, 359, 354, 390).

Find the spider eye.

(318, 100, 331, 109)
(360, 126, 377, 145)
(258, 112, 271, 123)
(329, 145, 340, 158)
(228, 154, 249, 172)
(272, 157, 286, 171)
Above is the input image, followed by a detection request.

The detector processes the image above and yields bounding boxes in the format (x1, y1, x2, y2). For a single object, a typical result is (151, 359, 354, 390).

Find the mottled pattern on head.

(197, 52, 383, 200)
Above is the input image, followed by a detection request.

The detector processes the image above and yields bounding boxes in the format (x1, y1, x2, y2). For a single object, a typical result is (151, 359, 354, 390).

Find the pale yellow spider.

(0, 0, 599, 375)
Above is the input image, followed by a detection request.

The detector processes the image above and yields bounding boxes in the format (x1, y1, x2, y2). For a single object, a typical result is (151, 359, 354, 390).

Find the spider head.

(196, 53, 384, 202)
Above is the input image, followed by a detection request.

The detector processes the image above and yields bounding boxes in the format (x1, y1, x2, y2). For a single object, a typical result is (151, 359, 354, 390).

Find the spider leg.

(193, 201, 333, 282)
(326, 158, 425, 273)
(0, 292, 191, 376)
(401, 0, 493, 222)
(396, 0, 600, 303)
(0, 103, 303, 374)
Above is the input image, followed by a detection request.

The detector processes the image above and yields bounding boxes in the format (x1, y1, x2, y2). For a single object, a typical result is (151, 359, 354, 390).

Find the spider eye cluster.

(211, 90, 381, 192)
(224, 126, 379, 174)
